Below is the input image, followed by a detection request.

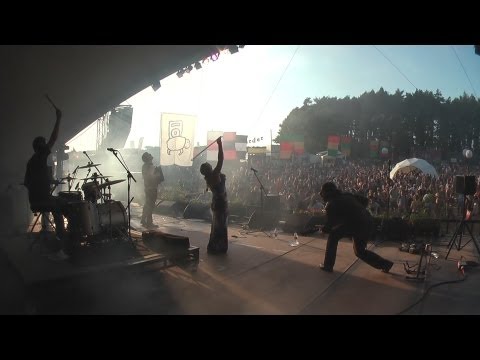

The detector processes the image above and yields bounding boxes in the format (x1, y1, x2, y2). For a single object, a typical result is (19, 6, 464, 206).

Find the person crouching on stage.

(319, 182, 394, 273)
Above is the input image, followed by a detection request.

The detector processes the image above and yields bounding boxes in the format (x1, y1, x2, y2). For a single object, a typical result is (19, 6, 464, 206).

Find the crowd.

(158, 158, 480, 220)
(67, 152, 479, 221)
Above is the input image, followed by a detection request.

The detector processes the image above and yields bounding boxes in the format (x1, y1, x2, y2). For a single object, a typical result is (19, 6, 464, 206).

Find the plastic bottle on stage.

(273, 228, 278, 238)
(290, 232, 299, 247)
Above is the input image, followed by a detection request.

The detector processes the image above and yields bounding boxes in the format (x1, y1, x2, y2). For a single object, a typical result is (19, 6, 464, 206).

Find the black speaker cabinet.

(455, 175, 476, 195)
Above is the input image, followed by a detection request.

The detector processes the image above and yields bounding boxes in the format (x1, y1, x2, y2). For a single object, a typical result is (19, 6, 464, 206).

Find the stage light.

(151, 80, 161, 91)
(177, 69, 184, 78)
(185, 65, 193, 73)
(475, 45, 480, 56)
(194, 61, 202, 70)
(228, 45, 239, 54)
(239, 45, 245, 49)
(464, 148, 473, 175)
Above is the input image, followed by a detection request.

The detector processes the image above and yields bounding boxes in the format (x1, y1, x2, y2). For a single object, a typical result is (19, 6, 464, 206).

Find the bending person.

(319, 182, 393, 273)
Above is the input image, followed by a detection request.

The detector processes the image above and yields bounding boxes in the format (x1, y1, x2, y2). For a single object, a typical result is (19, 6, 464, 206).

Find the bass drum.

(97, 201, 127, 231)
(66, 200, 97, 237)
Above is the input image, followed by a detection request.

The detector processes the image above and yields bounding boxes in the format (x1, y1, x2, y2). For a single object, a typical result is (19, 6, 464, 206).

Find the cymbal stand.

(108, 149, 137, 245)
(80, 167, 92, 188)
(83, 151, 107, 203)
(65, 165, 79, 191)
(83, 151, 104, 178)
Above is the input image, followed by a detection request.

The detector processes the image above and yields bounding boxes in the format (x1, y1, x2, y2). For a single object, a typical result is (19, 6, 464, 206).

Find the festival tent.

(389, 158, 439, 179)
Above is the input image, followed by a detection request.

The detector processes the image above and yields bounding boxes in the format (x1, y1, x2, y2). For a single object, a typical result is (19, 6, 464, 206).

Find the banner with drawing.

(160, 113, 197, 166)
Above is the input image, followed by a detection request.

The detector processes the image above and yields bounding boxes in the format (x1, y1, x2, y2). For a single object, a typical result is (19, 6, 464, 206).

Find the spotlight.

(177, 69, 184, 78)
(151, 80, 161, 92)
(238, 45, 245, 49)
(185, 65, 193, 73)
(194, 61, 202, 70)
(228, 45, 239, 54)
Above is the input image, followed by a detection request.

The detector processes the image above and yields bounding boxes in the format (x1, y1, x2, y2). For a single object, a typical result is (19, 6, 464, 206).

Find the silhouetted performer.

(319, 182, 393, 273)
(141, 152, 163, 228)
(200, 137, 228, 254)
(24, 108, 70, 260)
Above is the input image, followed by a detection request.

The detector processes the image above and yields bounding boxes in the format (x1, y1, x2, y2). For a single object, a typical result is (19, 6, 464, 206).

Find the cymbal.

(97, 179, 125, 189)
(78, 163, 101, 169)
(79, 176, 111, 181)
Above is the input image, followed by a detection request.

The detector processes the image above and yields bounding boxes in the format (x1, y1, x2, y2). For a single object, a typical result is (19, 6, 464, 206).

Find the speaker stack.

(455, 175, 477, 195)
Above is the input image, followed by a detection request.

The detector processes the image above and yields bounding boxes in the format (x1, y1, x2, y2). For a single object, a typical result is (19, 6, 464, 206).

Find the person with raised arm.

(199, 137, 228, 254)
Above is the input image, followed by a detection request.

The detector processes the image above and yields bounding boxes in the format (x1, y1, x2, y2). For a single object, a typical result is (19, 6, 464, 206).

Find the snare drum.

(82, 181, 101, 202)
(58, 191, 83, 202)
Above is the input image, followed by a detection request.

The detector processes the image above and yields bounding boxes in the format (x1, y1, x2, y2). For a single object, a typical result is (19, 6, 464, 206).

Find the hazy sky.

(67, 45, 480, 151)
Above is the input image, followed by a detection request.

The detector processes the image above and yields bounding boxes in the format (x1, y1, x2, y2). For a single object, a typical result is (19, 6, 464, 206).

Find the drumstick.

(45, 94, 59, 111)
(191, 136, 221, 161)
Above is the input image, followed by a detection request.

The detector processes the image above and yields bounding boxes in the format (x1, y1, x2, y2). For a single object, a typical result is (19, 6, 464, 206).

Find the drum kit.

(57, 162, 128, 243)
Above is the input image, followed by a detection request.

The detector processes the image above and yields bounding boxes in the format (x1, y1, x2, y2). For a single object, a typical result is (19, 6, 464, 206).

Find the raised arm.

(47, 108, 62, 149)
(213, 137, 223, 173)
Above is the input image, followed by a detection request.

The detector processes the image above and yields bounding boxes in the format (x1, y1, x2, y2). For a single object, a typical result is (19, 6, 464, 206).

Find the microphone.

(83, 151, 87, 154)
(107, 148, 117, 152)
(251, 167, 258, 172)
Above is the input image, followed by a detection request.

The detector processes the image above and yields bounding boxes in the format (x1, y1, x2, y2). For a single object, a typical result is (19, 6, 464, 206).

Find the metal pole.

(191, 137, 221, 161)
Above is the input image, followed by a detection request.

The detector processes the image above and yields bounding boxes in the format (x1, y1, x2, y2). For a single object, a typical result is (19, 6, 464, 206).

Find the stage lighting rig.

(228, 45, 239, 54)
(151, 80, 161, 91)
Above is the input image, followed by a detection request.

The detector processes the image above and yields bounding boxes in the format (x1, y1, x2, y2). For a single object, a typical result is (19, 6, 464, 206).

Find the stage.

(1, 203, 480, 314)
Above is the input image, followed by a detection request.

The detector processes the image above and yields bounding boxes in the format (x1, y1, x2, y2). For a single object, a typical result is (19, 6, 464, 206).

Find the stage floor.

(1, 202, 480, 315)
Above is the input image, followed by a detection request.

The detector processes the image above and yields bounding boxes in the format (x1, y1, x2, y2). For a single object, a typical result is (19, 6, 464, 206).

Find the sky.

(67, 45, 480, 152)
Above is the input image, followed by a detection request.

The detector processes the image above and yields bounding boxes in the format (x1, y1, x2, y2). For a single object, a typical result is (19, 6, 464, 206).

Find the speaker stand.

(445, 194, 480, 260)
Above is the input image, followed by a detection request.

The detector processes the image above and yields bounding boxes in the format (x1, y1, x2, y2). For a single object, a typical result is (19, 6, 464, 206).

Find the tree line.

(275, 88, 480, 161)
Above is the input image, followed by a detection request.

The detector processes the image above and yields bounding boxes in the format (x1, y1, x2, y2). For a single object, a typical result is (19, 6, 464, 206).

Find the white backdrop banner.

(160, 113, 197, 166)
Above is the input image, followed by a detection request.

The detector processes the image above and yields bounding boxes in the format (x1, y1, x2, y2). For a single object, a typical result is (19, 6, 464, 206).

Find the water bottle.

(273, 228, 278, 238)
(290, 232, 299, 247)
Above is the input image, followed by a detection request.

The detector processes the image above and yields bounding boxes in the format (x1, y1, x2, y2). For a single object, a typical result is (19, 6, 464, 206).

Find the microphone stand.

(386, 159, 391, 220)
(248, 169, 272, 236)
(381, 160, 391, 243)
(108, 149, 136, 245)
